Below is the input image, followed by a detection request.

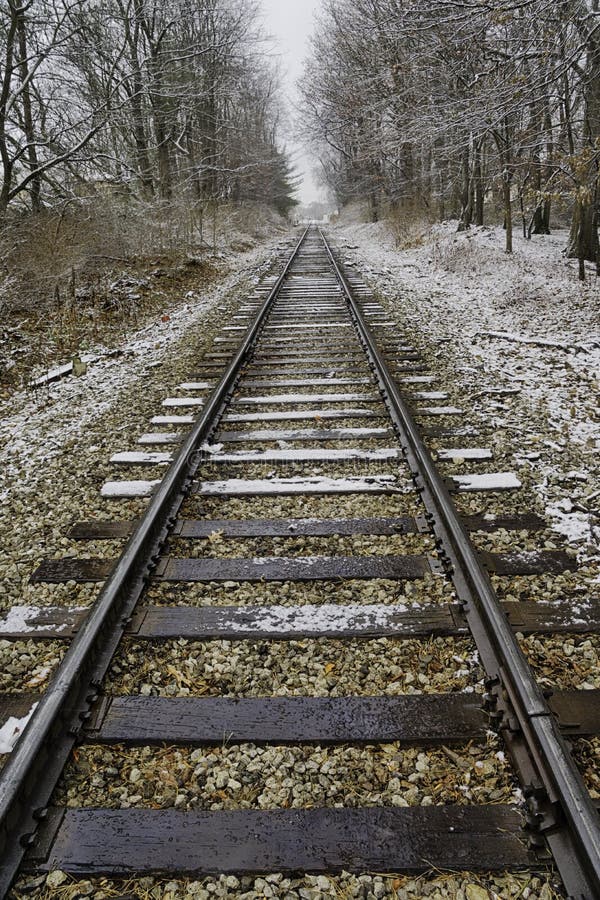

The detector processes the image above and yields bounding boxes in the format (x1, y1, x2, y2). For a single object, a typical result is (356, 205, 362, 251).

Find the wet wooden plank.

(462, 513, 546, 532)
(0, 604, 85, 638)
(100, 480, 161, 499)
(138, 433, 184, 445)
(69, 514, 416, 541)
(223, 409, 384, 423)
(157, 555, 432, 583)
(414, 406, 463, 416)
(187, 367, 226, 376)
(437, 448, 491, 461)
(85, 694, 485, 745)
(241, 378, 372, 388)
(504, 601, 600, 633)
(197, 475, 401, 496)
(233, 393, 380, 405)
(251, 355, 366, 365)
(481, 550, 577, 576)
(548, 690, 600, 736)
(7, 599, 600, 641)
(394, 365, 430, 374)
(202, 448, 401, 463)
(421, 426, 480, 438)
(452, 473, 521, 492)
(265, 317, 354, 326)
(26, 805, 531, 875)
(127, 603, 461, 639)
(217, 427, 392, 442)
(0, 695, 40, 723)
(28, 549, 574, 585)
(174, 515, 419, 538)
(69, 521, 137, 540)
(29, 558, 114, 584)
(241, 366, 370, 377)
(258, 341, 361, 351)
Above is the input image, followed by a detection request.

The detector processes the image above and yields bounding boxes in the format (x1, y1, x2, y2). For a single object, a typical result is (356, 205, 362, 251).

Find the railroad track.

(0, 226, 599, 897)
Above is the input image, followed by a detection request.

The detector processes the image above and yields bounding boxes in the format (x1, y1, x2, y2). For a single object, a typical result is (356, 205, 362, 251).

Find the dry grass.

(0, 198, 287, 396)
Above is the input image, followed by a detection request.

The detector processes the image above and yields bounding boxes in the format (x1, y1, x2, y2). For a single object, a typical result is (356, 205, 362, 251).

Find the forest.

(300, 0, 600, 276)
(3, 1, 600, 286)
(0, 0, 297, 228)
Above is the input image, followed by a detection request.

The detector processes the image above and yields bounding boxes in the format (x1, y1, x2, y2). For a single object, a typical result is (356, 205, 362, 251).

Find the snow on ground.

(334, 220, 599, 564)
(0, 240, 280, 505)
(0, 235, 294, 615)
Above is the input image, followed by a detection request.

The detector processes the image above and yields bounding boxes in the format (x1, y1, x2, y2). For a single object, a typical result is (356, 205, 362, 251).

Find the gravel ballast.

(1, 225, 583, 899)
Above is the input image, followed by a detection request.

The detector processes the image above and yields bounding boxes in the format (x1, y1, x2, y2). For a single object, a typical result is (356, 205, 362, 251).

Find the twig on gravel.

(480, 330, 599, 353)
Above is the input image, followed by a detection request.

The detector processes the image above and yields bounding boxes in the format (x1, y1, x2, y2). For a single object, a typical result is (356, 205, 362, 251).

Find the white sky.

(260, 0, 326, 205)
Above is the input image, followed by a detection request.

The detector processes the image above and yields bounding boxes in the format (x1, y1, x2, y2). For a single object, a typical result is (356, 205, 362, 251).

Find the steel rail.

(319, 228, 600, 899)
(0, 227, 309, 897)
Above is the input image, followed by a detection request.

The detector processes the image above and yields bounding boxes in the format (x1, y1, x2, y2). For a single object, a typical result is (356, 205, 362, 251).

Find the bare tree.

(300, 0, 600, 270)
(0, 0, 298, 218)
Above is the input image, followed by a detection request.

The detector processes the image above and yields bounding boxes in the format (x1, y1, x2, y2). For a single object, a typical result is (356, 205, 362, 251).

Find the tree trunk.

(136, 0, 173, 201)
(368, 189, 379, 222)
(0, 7, 18, 216)
(124, 4, 154, 198)
(153, 73, 173, 201)
(531, 202, 551, 235)
(474, 141, 484, 226)
(567, 197, 598, 277)
(130, 75, 154, 197)
(438, 170, 445, 221)
(457, 144, 472, 231)
(539, 104, 553, 234)
(16, 13, 41, 212)
(503, 171, 513, 253)
(401, 142, 414, 208)
(567, 19, 600, 272)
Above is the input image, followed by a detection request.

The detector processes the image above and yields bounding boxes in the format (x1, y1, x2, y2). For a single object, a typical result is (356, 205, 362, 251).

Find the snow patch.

(162, 397, 205, 407)
(101, 480, 160, 498)
(110, 451, 172, 465)
(200, 474, 401, 496)
(546, 500, 591, 544)
(235, 392, 379, 405)
(453, 473, 521, 491)
(0, 702, 38, 754)
(437, 448, 493, 461)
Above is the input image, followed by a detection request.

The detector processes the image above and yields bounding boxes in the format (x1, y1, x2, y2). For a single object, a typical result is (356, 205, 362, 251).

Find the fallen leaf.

(466, 885, 490, 900)
(72, 355, 87, 377)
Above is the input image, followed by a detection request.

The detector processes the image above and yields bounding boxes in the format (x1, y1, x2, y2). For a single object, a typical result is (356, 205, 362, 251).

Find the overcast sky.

(260, 0, 326, 205)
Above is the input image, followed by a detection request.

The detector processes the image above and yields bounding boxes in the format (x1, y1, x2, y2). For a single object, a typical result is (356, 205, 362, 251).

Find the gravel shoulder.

(333, 221, 599, 567)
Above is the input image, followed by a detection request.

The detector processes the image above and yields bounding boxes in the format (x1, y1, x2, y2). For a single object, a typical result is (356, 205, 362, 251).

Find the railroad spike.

(19, 833, 36, 849)
(526, 832, 548, 850)
(488, 710, 505, 727)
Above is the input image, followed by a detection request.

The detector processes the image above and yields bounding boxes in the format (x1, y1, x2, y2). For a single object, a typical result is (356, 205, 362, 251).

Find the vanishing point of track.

(0, 227, 599, 897)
